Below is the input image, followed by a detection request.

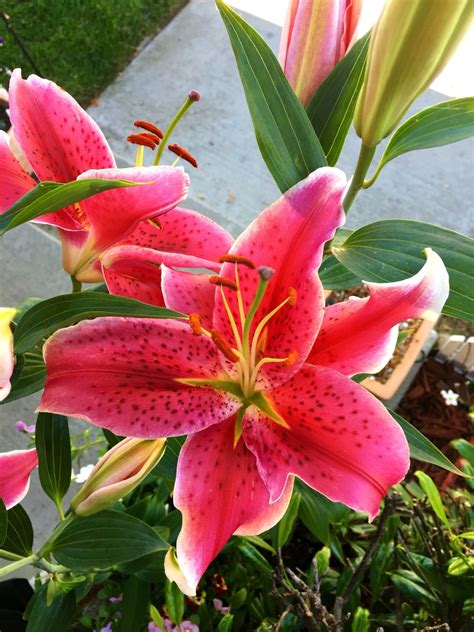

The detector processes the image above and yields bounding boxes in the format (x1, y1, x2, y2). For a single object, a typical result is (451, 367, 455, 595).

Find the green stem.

(154, 94, 198, 166)
(0, 553, 36, 578)
(343, 143, 376, 213)
(0, 549, 24, 562)
(55, 499, 65, 521)
(70, 275, 82, 293)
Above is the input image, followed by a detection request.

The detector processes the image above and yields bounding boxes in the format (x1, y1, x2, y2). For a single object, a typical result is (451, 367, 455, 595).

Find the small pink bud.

(71, 437, 166, 516)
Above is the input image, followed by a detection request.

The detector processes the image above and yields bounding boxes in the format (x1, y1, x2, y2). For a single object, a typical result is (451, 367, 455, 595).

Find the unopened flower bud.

(71, 437, 166, 516)
(188, 90, 200, 102)
(354, 0, 471, 147)
(0, 307, 16, 402)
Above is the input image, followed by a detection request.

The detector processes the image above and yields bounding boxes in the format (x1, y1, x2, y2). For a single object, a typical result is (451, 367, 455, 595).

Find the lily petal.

(308, 249, 449, 375)
(172, 416, 294, 595)
(69, 166, 190, 281)
(102, 245, 219, 308)
(243, 364, 409, 520)
(214, 167, 346, 387)
(0, 308, 16, 402)
(0, 449, 38, 509)
(120, 207, 234, 261)
(39, 318, 239, 438)
(0, 131, 35, 214)
(161, 266, 216, 328)
(9, 70, 115, 183)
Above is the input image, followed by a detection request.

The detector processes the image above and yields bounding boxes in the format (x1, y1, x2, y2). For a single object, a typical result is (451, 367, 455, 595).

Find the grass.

(0, 0, 187, 105)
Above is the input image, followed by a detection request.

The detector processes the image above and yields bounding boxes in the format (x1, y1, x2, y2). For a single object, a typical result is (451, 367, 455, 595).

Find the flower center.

(187, 257, 297, 400)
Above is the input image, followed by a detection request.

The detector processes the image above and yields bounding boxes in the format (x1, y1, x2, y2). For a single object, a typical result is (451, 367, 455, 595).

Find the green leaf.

(390, 410, 466, 476)
(297, 480, 350, 545)
(235, 540, 273, 575)
(36, 412, 71, 507)
(3, 504, 34, 556)
(119, 576, 150, 632)
(165, 578, 184, 625)
(448, 556, 474, 576)
(415, 471, 450, 527)
(49, 510, 168, 571)
(0, 499, 6, 546)
(389, 570, 438, 603)
(333, 220, 474, 320)
(216, 0, 326, 192)
(451, 438, 474, 465)
(306, 31, 370, 166)
(14, 292, 185, 354)
(2, 344, 47, 403)
(369, 97, 474, 181)
(0, 178, 140, 235)
(217, 614, 234, 631)
(314, 546, 331, 577)
(319, 255, 362, 290)
(277, 491, 301, 548)
(351, 606, 371, 632)
(26, 584, 76, 632)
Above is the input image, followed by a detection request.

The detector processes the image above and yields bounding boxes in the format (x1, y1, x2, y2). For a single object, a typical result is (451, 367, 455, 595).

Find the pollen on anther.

(210, 328, 239, 362)
(209, 276, 238, 291)
(218, 254, 256, 269)
(168, 144, 198, 168)
(127, 133, 158, 150)
(133, 119, 164, 138)
(288, 287, 297, 306)
(283, 350, 298, 367)
(189, 313, 203, 335)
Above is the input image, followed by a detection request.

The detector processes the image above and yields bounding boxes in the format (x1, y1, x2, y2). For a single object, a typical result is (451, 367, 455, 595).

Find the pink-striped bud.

(71, 437, 166, 516)
(279, 0, 362, 107)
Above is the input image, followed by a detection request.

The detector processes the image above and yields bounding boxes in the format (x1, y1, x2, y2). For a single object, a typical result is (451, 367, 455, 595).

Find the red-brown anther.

(168, 144, 198, 168)
(210, 329, 239, 363)
(133, 119, 164, 138)
(148, 218, 163, 230)
(218, 254, 256, 269)
(189, 313, 203, 336)
(283, 350, 298, 367)
(208, 276, 238, 291)
(127, 133, 157, 150)
(288, 287, 297, 306)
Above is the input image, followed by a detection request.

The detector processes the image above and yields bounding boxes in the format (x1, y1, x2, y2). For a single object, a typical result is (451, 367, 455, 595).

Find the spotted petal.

(0, 449, 38, 510)
(243, 364, 409, 520)
(102, 245, 219, 307)
(308, 249, 449, 375)
(0, 131, 35, 214)
(161, 266, 216, 328)
(171, 416, 294, 595)
(120, 207, 234, 261)
(214, 167, 346, 387)
(39, 318, 239, 438)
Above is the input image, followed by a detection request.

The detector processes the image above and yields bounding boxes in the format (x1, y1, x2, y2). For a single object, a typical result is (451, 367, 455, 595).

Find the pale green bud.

(354, 0, 471, 146)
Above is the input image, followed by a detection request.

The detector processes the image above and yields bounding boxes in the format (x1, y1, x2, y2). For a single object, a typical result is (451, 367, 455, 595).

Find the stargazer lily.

(0, 449, 38, 509)
(1, 71, 189, 281)
(39, 167, 449, 595)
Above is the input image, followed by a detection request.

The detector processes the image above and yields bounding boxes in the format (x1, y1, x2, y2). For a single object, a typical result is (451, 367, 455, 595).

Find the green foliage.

(307, 31, 370, 166)
(0, 499, 6, 546)
(2, 504, 34, 557)
(25, 583, 76, 632)
(36, 413, 72, 511)
(0, 0, 186, 105)
(216, 0, 326, 193)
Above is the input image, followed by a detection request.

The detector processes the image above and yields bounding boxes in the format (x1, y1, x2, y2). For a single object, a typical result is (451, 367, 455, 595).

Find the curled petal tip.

(164, 548, 196, 596)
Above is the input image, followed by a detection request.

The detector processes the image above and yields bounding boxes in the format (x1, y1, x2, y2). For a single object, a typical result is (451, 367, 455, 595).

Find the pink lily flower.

(101, 207, 234, 306)
(39, 167, 448, 595)
(0, 449, 38, 509)
(0, 308, 16, 402)
(279, 0, 362, 106)
(1, 71, 189, 281)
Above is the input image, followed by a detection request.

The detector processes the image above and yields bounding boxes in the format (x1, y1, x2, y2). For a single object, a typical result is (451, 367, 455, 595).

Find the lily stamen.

(133, 119, 164, 138)
(210, 328, 240, 363)
(209, 276, 238, 291)
(218, 254, 256, 269)
(168, 144, 198, 168)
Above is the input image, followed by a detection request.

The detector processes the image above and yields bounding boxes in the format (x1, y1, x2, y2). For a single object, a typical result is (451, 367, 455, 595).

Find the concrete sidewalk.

(0, 0, 472, 574)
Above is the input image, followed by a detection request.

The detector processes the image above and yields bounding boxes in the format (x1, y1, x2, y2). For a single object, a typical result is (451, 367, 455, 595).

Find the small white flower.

(440, 389, 459, 406)
(75, 463, 95, 483)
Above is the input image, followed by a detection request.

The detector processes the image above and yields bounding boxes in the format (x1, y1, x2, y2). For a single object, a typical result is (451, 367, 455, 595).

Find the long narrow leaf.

(306, 31, 370, 165)
(14, 292, 185, 354)
(0, 178, 140, 235)
(216, 0, 326, 192)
